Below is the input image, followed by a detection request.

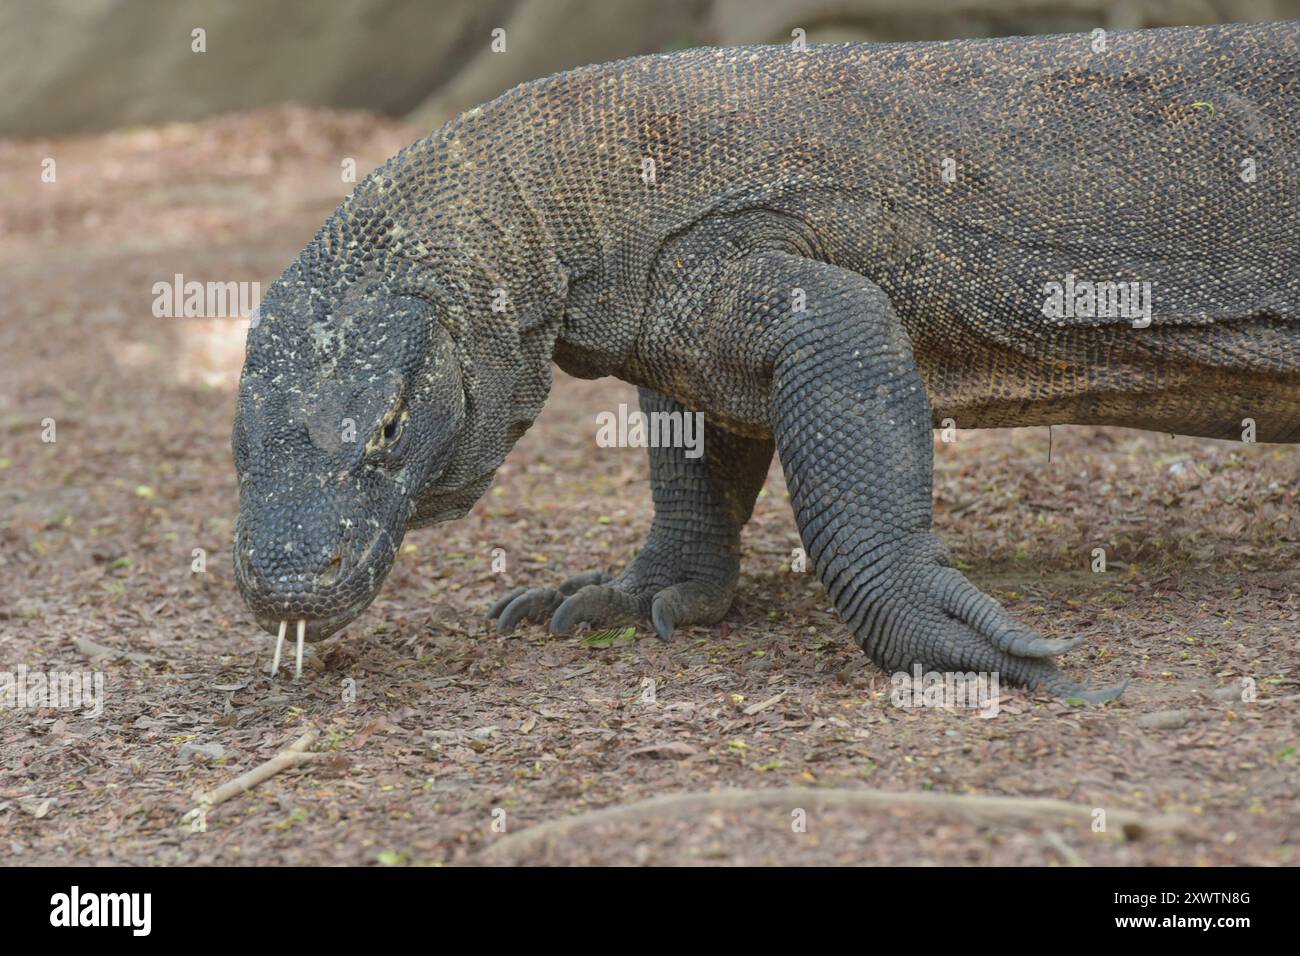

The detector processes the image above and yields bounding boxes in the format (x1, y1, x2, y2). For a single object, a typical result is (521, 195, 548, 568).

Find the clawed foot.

(839, 537, 1126, 702)
(486, 537, 1126, 703)
(488, 564, 734, 642)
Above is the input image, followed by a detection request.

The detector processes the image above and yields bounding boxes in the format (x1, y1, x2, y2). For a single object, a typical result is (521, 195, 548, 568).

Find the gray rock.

(0, 0, 506, 137)
(179, 741, 226, 762)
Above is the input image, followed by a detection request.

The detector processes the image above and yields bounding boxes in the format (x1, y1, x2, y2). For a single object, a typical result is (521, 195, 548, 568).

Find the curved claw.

(1076, 679, 1129, 704)
(495, 587, 564, 633)
(487, 587, 528, 621)
(651, 596, 675, 642)
(1006, 633, 1086, 658)
(929, 567, 1089, 662)
(487, 571, 614, 630)
(548, 590, 584, 635)
(488, 570, 730, 644)
(549, 584, 641, 635)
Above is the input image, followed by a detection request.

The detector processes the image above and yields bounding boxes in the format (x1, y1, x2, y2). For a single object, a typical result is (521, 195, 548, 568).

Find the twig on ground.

(482, 786, 1193, 860)
(1253, 693, 1300, 705)
(1043, 831, 1089, 866)
(74, 635, 161, 663)
(179, 730, 320, 826)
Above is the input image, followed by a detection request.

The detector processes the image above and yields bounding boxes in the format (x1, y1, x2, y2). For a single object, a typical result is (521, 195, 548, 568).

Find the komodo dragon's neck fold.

(318, 115, 579, 498)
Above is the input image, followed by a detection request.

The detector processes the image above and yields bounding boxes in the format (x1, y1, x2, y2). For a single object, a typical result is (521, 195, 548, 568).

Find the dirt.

(1, 107, 1296, 866)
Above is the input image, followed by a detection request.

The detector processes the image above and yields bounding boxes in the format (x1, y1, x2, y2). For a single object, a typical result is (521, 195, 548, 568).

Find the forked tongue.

(269, 619, 307, 680)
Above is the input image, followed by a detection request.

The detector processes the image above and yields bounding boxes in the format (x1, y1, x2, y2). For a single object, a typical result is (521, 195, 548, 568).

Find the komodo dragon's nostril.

(316, 550, 344, 588)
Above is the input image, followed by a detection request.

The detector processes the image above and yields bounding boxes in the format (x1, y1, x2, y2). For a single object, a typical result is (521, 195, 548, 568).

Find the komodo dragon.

(232, 22, 1300, 692)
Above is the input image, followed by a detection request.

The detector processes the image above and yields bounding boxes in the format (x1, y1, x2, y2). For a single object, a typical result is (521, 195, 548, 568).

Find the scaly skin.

(234, 22, 1299, 693)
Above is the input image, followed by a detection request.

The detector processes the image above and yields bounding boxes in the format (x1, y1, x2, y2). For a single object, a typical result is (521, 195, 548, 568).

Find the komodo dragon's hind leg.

(489, 387, 773, 640)
(750, 252, 1124, 700)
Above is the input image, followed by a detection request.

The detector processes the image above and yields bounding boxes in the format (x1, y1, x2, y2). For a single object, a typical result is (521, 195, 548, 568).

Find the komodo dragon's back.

(532, 23, 1300, 437)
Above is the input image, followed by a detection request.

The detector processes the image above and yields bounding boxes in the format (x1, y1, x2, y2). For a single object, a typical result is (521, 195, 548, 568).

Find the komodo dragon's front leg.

(490, 386, 773, 640)
(739, 251, 1122, 700)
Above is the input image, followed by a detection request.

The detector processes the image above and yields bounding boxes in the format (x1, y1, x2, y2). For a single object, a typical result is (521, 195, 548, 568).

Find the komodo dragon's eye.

(365, 403, 408, 458)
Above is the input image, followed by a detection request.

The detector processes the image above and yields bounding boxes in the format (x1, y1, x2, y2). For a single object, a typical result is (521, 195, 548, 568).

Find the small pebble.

(1136, 710, 1190, 730)
(179, 742, 226, 762)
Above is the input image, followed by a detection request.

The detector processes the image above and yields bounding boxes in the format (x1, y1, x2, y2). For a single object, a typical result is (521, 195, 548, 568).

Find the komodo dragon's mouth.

(253, 609, 364, 679)
(239, 530, 395, 679)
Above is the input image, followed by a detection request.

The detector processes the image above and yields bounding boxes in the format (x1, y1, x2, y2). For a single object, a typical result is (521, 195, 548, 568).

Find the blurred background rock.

(2, 0, 1295, 138)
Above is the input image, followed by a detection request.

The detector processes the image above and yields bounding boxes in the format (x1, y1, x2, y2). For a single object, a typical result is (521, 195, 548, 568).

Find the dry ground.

(0, 109, 1296, 866)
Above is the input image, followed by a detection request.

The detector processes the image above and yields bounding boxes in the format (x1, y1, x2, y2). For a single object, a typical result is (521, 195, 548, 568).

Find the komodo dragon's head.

(231, 116, 565, 674)
(231, 267, 486, 662)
